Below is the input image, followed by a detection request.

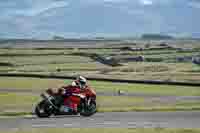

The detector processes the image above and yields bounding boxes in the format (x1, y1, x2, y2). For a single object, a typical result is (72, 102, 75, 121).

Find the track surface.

(1, 89, 200, 129)
(0, 111, 200, 129)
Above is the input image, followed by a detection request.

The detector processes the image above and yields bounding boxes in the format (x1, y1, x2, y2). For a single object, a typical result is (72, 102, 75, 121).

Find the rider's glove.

(72, 93, 86, 99)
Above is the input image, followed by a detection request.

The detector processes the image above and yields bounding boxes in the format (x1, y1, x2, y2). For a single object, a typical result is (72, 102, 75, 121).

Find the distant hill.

(141, 34, 174, 40)
(0, 38, 121, 45)
(52, 36, 66, 40)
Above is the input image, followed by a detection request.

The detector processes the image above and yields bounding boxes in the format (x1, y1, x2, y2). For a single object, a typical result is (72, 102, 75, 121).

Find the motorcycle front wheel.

(80, 100, 97, 117)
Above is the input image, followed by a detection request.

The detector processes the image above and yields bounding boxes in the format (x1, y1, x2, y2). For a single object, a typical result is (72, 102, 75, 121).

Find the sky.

(0, 0, 200, 38)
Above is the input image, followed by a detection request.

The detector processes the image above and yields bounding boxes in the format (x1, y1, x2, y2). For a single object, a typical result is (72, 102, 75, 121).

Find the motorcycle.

(35, 88, 97, 118)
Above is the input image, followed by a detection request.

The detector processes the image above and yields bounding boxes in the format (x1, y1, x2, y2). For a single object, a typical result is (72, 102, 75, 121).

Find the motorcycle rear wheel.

(35, 100, 52, 118)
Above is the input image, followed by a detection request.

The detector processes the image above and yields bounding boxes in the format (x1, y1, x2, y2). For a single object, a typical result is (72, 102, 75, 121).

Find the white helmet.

(76, 76, 87, 89)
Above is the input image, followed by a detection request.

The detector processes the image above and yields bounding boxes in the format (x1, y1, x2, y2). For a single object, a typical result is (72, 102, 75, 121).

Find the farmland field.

(0, 39, 200, 82)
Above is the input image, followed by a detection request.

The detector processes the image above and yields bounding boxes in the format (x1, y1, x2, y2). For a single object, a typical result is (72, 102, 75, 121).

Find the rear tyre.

(35, 100, 52, 118)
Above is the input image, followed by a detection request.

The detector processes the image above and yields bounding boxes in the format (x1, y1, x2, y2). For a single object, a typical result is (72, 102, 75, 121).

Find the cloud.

(103, 0, 132, 3)
(0, 0, 199, 38)
(15, 0, 69, 16)
(188, 0, 200, 8)
(139, 0, 153, 5)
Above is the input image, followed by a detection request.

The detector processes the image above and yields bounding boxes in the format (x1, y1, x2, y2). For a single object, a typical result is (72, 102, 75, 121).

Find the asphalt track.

(0, 111, 200, 129)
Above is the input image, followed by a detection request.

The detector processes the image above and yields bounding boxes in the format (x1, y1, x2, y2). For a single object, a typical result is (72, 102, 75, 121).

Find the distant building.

(177, 56, 193, 62)
(192, 57, 200, 65)
(120, 56, 144, 63)
(120, 47, 143, 51)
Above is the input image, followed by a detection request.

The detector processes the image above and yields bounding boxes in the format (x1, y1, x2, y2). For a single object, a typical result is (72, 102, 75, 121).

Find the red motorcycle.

(35, 88, 97, 118)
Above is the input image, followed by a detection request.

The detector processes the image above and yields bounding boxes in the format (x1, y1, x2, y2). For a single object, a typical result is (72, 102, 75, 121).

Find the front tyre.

(35, 100, 52, 118)
(80, 100, 97, 117)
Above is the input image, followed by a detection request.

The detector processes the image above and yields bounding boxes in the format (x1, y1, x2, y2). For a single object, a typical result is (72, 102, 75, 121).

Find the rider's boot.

(59, 105, 71, 112)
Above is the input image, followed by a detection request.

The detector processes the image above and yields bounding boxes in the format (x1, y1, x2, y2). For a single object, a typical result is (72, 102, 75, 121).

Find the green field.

(0, 93, 38, 112)
(1, 77, 200, 96)
(2, 128, 200, 133)
(1, 47, 200, 82)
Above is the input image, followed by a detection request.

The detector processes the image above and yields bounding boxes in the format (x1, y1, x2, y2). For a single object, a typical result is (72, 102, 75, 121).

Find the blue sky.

(0, 0, 200, 38)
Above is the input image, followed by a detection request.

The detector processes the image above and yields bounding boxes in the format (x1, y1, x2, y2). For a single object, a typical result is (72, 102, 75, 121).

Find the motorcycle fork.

(87, 98, 91, 106)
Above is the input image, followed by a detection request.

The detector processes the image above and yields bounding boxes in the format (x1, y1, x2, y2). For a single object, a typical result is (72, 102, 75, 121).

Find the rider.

(59, 76, 95, 113)
(71, 75, 87, 90)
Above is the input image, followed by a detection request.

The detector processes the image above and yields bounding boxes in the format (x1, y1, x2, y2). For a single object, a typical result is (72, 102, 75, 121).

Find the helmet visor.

(79, 80, 86, 86)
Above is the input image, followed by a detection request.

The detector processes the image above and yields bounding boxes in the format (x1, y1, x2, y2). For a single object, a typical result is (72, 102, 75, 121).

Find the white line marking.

(127, 122, 137, 125)
(103, 121, 121, 125)
(143, 122, 154, 127)
(95, 123, 104, 125)
(64, 124, 73, 127)
(32, 124, 56, 128)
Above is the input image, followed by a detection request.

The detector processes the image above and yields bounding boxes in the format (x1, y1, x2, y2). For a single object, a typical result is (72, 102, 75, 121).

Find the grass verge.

(2, 128, 200, 133)
(0, 112, 32, 117)
(0, 93, 200, 117)
(1, 77, 200, 96)
(0, 93, 39, 110)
